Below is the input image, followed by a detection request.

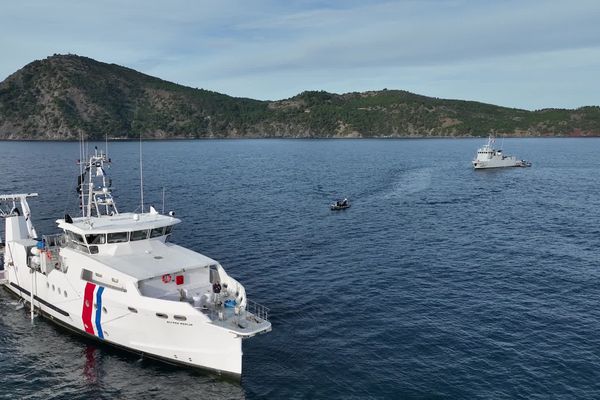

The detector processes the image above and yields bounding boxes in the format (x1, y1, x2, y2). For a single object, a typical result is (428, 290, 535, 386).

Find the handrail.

(245, 299, 270, 322)
(200, 297, 270, 324)
(42, 233, 66, 248)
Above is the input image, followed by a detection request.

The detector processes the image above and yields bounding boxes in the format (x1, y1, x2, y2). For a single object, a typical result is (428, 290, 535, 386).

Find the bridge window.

(130, 229, 149, 241)
(66, 231, 85, 244)
(107, 232, 128, 243)
(85, 234, 106, 245)
(150, 227, 165, 238)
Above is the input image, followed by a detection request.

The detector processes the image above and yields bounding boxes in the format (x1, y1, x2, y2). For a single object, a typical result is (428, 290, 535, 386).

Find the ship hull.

(472, 159, 528, 169)
(1, 265, 243, 379)
(473, 163, 523, 169)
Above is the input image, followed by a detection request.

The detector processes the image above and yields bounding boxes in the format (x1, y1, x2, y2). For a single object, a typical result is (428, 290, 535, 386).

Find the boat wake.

(381, 168, 433, 200)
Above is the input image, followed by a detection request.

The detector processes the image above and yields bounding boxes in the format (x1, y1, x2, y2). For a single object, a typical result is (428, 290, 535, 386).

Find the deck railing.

(245, 299, 270, 322)
(201, 297, 270, 324)
(42, 233, 66, 248)
(40, 234, 67, 273)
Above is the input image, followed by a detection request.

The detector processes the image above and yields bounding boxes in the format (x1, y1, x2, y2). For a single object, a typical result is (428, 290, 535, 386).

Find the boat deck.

(93, 241, 217, 280)
(200, 299, 271, 337)
(139, 277, 271, 337)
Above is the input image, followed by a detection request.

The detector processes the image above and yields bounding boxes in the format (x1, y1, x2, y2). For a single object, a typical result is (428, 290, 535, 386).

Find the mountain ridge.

(1, 54, 599, 140)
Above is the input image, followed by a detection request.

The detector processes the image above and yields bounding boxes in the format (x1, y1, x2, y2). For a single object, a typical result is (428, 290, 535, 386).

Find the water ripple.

(1, 138, 600, 399)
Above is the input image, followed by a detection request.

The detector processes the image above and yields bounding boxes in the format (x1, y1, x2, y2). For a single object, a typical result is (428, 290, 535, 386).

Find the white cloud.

(1, 0, 599, 109)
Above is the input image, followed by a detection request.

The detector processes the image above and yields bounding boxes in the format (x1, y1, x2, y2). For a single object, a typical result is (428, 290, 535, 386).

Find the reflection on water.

(83, 346, 98, 385)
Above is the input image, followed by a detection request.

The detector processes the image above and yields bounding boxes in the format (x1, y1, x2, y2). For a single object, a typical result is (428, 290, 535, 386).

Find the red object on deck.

(176, 275, 184, 285)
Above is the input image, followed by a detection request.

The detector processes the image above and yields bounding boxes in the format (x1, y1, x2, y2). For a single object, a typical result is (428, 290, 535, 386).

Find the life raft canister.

(162, 274, 172, 284)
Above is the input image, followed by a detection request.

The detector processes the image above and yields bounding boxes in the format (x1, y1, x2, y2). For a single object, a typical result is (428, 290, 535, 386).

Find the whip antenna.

(139, 133, 144, 213)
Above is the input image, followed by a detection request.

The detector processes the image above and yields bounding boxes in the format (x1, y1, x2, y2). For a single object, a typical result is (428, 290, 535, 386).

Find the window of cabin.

(81, 268, 127, 292)
(85, 234, 106, 245)
(107, 232, 129, 243)
(165, 225, 173, 235)
(130, 229, 149, 241)
(150, 227, 165, 238)
(67, 230, 85, 244)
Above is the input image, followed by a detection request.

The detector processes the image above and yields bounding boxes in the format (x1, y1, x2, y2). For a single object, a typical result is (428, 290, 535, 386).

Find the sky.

(1, 0, 599, 110)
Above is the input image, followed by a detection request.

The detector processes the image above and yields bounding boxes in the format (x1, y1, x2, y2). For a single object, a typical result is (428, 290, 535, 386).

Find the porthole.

(156, 313, 168, 319)
(58, 288, 61, 295)
(174, 315, 187, 321)
(128, 307, 138, 313)
(46, 282, 49, 288)
(112, 277, 119, 283)
(64, 291, 68, 298)
(52, 284, 55, 291)
(102, 307, 107, 314)
(94, 303, 98, 309)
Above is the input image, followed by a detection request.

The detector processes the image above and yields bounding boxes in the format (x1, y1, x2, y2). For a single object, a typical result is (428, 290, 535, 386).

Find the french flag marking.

(81, 283, 106, 339)
(82, 282, 96, 335)
(95, 286, 105, 339)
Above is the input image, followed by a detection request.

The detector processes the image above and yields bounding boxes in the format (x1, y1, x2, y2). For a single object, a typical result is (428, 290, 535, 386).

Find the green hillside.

(0, 54, 598, 139)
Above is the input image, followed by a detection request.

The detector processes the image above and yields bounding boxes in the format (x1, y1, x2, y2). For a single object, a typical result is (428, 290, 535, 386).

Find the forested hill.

(0, 54, 599, 140)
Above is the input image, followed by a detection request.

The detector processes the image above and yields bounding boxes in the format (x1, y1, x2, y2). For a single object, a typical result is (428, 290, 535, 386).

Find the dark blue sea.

(1, 138, 600, 399)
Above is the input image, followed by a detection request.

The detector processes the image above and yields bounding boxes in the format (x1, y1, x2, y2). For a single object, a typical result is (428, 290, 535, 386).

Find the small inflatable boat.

(331, 198, 350, 210)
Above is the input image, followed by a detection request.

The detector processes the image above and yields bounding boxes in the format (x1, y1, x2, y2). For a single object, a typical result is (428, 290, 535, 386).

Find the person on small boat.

(332, 198, 349, 209)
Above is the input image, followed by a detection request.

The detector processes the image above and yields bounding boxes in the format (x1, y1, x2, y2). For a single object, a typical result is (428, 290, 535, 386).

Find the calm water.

(1, 138, 600, 399)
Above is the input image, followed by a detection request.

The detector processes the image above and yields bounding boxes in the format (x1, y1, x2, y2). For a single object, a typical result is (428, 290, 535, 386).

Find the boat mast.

(139, 134, 144, 214)
(77, 145, 118, 218)
(86, 152, 94, 218)
(79, 132, 85, 217)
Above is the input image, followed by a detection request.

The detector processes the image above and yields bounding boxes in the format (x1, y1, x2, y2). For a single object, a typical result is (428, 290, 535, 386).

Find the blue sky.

(1, 0, 599, 110)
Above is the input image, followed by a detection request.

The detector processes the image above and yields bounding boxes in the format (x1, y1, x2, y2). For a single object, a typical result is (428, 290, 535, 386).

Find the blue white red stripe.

(81, 282, 105, 339)
(95, 286, 105, 339)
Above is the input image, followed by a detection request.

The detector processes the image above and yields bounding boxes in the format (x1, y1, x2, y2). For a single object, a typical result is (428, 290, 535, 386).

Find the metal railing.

(200, 297, 270, 324)
(42, 233, 66, 248)
(40, 234, 67, 273)
(245, 299, 270, 322)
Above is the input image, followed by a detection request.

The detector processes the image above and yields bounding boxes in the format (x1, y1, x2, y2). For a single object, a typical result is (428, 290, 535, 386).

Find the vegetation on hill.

(0, 54, 598, 140)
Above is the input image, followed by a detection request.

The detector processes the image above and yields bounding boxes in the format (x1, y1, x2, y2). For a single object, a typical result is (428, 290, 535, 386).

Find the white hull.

(1, 260, 243, 378)
(472, 159, 526, 169)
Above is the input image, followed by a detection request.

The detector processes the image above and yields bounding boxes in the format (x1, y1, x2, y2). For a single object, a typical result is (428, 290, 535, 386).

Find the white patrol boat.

(472, 136, 532, 169)
(0, 147, 270, 379)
